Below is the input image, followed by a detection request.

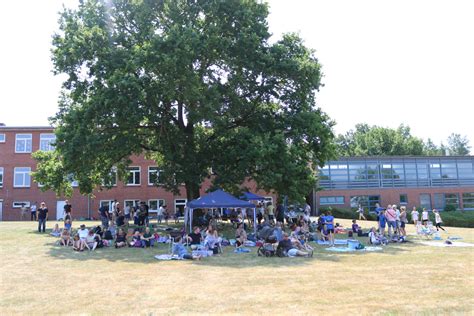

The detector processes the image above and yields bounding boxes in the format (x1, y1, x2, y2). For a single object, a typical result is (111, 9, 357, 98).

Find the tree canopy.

(33, 0, 335, 202)
(336, 124, 471, 157)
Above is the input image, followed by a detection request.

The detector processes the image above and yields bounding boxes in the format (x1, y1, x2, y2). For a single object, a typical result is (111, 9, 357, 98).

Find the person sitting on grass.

(108, 221, 117, 238)
(368, 227, 388, 245)
(78, 224, 89, 243)
(84, 230, 98, 251)
(142, 227, 154, 247)
(130, 230, 144, 248)
(204, 225, 220, 254)
(60, 228, 72, 246)
(186, 226, 203, 250)
(277, 233, 311, 257)
(115, 228, 127, 248)
(272, 222, 284, 242)
(235, 222, 247, 248)
(72, 234, 83, 251)
(50, 223, 61, 237)
(172, 236, 202, 260)
(352, 219, 360, 233)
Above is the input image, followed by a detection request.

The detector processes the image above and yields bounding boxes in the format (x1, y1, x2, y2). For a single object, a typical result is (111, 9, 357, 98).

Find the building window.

(0, 133, 5, 143)
(462, 193, 474, 210)
(174, 199, 187, 217)
(420, 194, 431, 209)
(350, 195, 380, 212)
(15, 134, 32, 153)
(444, 193, 459, 210)
(99, 200, 114, 210)
(67, 174, 79, 187)
(39, 134, 56, 152)
(126, 167, 140, 185)
(13, 201, 30, 208)
(399, 194, 408, 205)
(320, 196, 344, 205)
(148, 199, 165, 212)
(148, 166, 163, 185)
(264, 197, 273, 205)
(124, 199, 140, 212)
(0, 167, 3, 187)
(14, 167, 31, 187)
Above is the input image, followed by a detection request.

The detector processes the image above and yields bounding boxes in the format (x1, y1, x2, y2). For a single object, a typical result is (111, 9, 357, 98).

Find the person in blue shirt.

(324, 211, 335, 246)
(378, 210, 387, 236)
(172, 236, 202, 260)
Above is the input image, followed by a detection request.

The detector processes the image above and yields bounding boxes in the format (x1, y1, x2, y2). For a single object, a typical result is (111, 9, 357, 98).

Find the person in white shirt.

(157, 205, 164, 223)
(30, 202, 37, 221)
(78, 225, 89, 240)
(411, 206, 419, 226)
(421, 208, 429, 224)
(433, 209, 446, 232)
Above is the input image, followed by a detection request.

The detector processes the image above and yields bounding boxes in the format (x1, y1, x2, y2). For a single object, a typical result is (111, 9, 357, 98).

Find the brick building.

(0, 126, 274, 221)
(315, 156, 474, 213)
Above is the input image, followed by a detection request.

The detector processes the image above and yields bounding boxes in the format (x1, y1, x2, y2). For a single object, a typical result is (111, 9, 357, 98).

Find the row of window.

(320, 193, 474, 210)
(0, 133, 56, 153)
(0, 166, 163, 188)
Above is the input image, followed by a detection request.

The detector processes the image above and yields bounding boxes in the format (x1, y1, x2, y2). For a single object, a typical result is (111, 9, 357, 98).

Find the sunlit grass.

(0, 218, 473, 315)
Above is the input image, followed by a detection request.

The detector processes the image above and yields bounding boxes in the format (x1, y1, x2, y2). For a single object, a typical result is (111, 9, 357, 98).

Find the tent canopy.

(187, 189, 255, 209)
(240, 191, 266, 201)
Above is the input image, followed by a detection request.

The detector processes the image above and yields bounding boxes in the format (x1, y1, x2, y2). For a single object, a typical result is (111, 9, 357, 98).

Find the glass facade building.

(319, 156, 474, 189)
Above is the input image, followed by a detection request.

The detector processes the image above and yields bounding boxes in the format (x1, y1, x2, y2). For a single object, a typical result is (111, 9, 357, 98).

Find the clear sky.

(1, 0, 473, 147)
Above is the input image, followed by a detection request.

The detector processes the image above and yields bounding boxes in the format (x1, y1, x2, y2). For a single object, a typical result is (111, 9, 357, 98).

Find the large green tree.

(33, 0, 335, 202)
(446, 133, 471, 156)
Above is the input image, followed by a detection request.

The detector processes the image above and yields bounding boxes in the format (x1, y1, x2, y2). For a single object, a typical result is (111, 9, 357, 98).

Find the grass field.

(1, 219, 473, 315)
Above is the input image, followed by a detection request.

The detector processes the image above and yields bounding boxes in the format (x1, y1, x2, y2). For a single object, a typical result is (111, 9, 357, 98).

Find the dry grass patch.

(1, 219, 473, 315)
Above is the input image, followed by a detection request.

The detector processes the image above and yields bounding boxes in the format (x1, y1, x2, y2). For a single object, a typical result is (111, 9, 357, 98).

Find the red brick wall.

(0, 127, 276, 221)
(316, 187, 474, 210)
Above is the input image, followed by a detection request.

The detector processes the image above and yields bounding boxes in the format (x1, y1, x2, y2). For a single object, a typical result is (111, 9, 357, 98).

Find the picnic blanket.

(154, 254, 182, 260)
(419, 241, 474, 248)
(234, 247, 251, 253)
(324, 246, 383, 252)
(316, 239, 348, 245)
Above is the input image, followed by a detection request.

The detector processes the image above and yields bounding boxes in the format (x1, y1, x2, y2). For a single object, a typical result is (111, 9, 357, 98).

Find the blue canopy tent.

(240, 192, 266, 201)
(185, 189, 257, 235)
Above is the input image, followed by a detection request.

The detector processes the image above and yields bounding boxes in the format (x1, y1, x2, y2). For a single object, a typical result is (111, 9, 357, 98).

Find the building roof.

(0, 126, 53, 131)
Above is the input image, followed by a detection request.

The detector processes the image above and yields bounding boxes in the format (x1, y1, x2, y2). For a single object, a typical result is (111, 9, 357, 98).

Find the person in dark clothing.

(276, 203, 285, 226)
(64, 200, 72, 222)
(186, 226, 203, 249)
(277, 233, 310, 257)
(37, 202, 48, 233)
(98, 205, 109, 228)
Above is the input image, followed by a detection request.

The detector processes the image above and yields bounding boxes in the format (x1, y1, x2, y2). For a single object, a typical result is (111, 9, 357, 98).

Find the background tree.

(33, 0, 335, 203)
(336, 124, 425, 156)
(446, 133, 471, 156)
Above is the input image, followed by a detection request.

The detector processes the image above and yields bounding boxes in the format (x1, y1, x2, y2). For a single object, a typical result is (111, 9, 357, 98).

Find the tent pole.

(253, 207, 257, 236)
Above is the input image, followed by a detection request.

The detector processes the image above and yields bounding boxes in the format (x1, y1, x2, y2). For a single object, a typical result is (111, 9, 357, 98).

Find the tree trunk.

(185, 181, 201, 202)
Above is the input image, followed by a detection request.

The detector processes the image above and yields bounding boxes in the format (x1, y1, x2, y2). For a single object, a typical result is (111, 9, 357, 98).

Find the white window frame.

(99, 200, 114, 210)
(39, 133, 56, 152)
(320, 196, 345, 205)
(0, 167, 3, 187)
(148, 199, 165, 213)
(148, 166, 163, 186)
(15, 134, 32, 153)
(126, 166, 141, 186)
(264, 196, 273, 205)
(0, 133, 5, 143)
(13, 201, 31, 208)
(14, 167, 31, 187)
(124, 199, 140, 209)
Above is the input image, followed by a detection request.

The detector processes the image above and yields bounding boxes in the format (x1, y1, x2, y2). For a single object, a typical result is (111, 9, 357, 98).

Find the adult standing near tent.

(37, 202, 48, 233)
(276, 203, 285, 226)
(266, 202, 275, 225)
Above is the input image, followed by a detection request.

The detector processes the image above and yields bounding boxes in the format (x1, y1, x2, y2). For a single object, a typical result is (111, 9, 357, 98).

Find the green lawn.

(0, 219, 473, 315)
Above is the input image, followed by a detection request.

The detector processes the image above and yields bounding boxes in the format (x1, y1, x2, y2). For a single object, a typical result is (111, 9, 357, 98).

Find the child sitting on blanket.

(50, 223, 61, 237)
(172, 236, 202, 260)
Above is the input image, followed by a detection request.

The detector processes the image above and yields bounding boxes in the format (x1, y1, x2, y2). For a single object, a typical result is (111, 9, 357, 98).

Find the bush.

(318, 206, 378, 221)
(444, 204, 456, 212)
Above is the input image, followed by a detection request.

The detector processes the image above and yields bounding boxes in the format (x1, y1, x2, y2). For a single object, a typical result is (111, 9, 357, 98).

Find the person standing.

(411, 206, 419, 226)
(266, 202, 275, 225)
(37, 202, 48, 233)
(421, 208, 429, 225)
(20, 203, 29, 221)
(124, 203, 131, 223)
(433, 209, 446, 232)
(63, 200, 72, 222)
(110, 199, 117, 222)
(98, 204, 109, 228)
(393, 204, 401, 235)
(157, 204, 164, 223)
(30, 202, 37, 221)
(399, 206, 408, 237)
(378, 210, 387, 236)
(357, 204, 366, 220)
(324, 210, 335, 246)
(385, 205, 397, 238)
